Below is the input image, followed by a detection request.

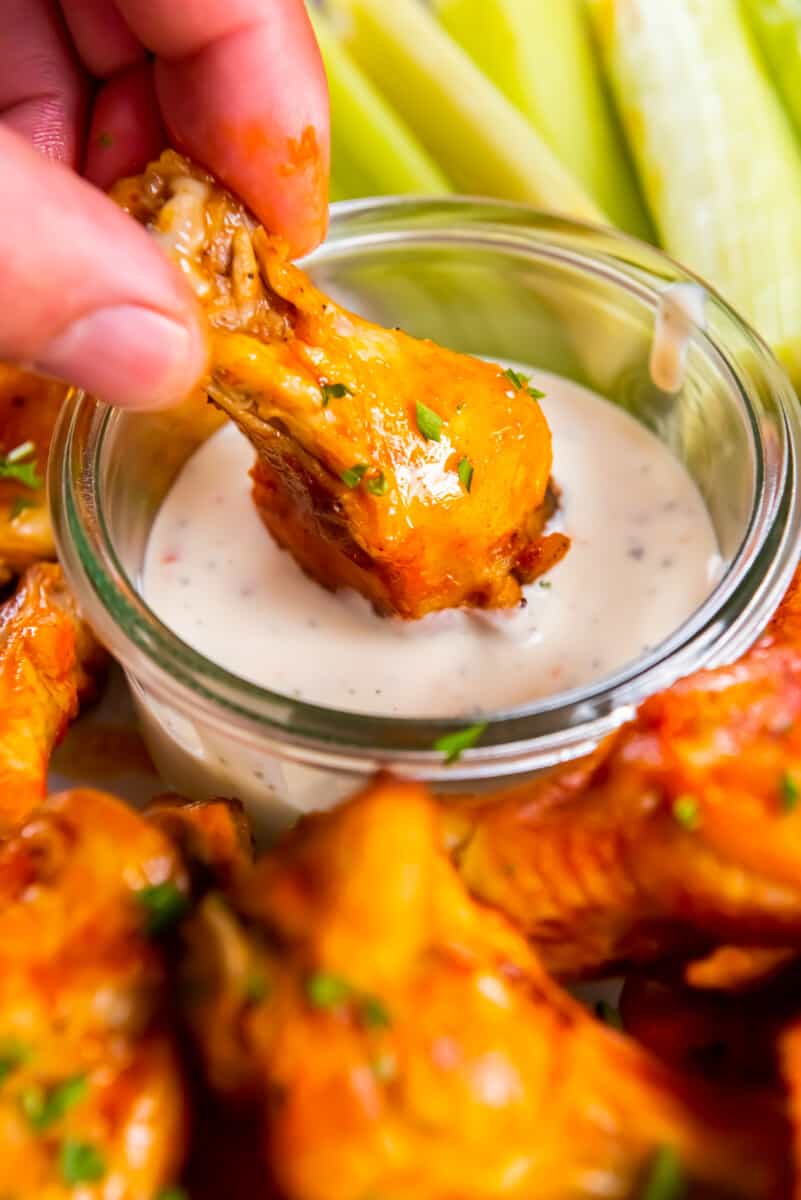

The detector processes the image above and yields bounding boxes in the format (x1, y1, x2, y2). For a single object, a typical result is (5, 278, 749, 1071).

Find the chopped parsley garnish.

(9, 496, 36, 520)
(97, 131, 114, 149)
(0, 1040, 30, 1084)
(503, 367, 526, 390)
(157, 1189, 188, 1200)
(136, 882, 188, 936)
(457, 457, 473, 493)
(360, 996, 391, 1030)
(370, 1052, 397, 1082)
(539, 579, 552, 589)
(502, 368, 544, 401)
(416, 401, 442, 442)
(433, 721, 488, 764)
(60, 1139, 106, 1186)
(21, 1074, 87, 1131)
(244, 972, 270, 1004)
(305, 974, 390, 1028)
(0, 442, 40, 490)
(0, 1041, 30, 1080)
(365, 471, 388, 496)
(321, 382, 351, 407)
(781, 771, 800, 813)
(640, 1145, 684, 1200)
(595, 1001, 623, 1031)
(341, 463, 368, 488)
(672, 795, 700, 831)
(305, 972, 351, 1009)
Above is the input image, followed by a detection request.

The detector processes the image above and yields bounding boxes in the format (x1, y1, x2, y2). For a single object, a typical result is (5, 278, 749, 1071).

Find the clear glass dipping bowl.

(50, 198, 801, 833)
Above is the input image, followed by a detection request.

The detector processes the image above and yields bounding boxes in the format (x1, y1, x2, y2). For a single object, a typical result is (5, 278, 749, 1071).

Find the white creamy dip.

(142, 371, 721, 720)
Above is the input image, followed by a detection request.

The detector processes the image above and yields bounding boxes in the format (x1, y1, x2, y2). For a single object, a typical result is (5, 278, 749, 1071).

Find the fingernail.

(35, 305, 208, 409)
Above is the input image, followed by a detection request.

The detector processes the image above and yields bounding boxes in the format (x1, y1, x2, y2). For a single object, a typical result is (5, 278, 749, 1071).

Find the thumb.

(0, 127, 207, 409)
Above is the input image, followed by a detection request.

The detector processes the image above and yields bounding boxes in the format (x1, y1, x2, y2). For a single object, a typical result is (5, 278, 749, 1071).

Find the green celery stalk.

(741, 0, 801, 137)
(434, 0, 653, 240)
(309, 7, 451, 199)
(588, 0, 801, 385)
(322, 0, 606, 223)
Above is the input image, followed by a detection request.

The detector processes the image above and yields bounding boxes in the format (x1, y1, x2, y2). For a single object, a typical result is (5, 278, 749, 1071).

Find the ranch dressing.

(143, 371, 721, 719)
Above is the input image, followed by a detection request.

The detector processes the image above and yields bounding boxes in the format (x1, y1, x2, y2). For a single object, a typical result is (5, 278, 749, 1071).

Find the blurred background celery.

(311, 0, 801, 387)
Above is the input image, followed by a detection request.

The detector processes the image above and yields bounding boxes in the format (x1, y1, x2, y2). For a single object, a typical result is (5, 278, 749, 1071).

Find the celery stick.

(309, 7, 451, 198)
(434, 0, 653, 240)
(588, 0, 801, 385)
(323, 0, 606, 223)
(741, 0, 801, 137)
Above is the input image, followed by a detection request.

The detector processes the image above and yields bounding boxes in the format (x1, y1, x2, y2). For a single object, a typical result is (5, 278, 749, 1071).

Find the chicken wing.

(780, 1020, 801, 1200)
(180, 775, 787, 1199)
(618, 962, 801, 1085)
(112, 152, 568, 618)
(449, 565, 801, 978)
(0, 563, 104, 835)
(0, 364, 65, 585)
(0, 787, 189, 1199)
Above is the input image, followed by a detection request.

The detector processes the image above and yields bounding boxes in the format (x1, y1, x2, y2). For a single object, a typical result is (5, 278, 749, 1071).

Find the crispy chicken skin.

(448, 566, 801, 979)
(619, 958, 801, 1084)
(0, 563, 104, 834)
(0, 364, 65, 585)
(180, 776, 787, 1200)
(111, 152, 568, 618)
(781, 1021, 801, 1200)
(0, 788, 189, 1199)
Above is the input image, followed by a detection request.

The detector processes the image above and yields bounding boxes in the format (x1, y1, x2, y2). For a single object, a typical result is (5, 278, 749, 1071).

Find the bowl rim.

(49, 195, 801, 780)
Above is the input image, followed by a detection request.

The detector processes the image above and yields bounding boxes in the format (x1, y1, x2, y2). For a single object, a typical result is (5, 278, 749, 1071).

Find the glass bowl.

(50, 198, 801, 833)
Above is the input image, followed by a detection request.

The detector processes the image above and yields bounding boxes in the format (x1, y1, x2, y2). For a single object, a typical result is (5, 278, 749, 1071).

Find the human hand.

(1, 0, 330, 408)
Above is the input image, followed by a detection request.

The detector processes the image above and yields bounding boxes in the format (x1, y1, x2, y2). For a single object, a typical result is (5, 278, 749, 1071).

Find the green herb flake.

(136, 882, 189, 936)
(539, 579, 552, 589)
(59, 1139, 106, 1186)
(415, 401, 442, 442)
(433, 721, 488, 765)
(0, 1040, 30, 1084)
(640, 1145, 685, 1200)
(21, 1074, 87, 1131)
(502, 367, 527, 390)
(305, 972, 352, 1009)
(97, 131, 114, 149)
(0, 441, 40, 490)
(360, 996, 391, 1030)
(457, 457, 474, 493)
(157, 1188, 189, 1200)
(370, 1052, 397, 1082)
(365, 471, 388, 496)
(9, 496, 36, 521)
(672, 795, 700, 832)
(320, 382, 351, 407)
(527, 385, 545, 400)
(595, 1001, 623, 1031)
(244, 972, 270, 1004)
(781, 771, 800, 813)
(341, 463, 368, 488)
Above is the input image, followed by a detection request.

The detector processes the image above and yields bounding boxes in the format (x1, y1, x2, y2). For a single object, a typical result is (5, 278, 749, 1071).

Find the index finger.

(114, 0, 330, 257)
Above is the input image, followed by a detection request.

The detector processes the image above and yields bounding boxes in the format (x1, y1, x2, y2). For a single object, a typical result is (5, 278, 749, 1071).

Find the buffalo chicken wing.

(0, 365, 65, 585)
(112, 152, 568, 618)
(449, 566, 801, 979)
(0, 788, 189, 1198)
(181, 776, 787, 1199)
(0, 563, 104, 835)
